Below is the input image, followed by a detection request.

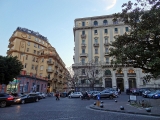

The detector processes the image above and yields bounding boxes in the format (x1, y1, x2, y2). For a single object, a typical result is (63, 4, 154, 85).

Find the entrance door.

(128, 78, 136, 88)
(105, 78, 112, 88)
(116, 78, 124, 92)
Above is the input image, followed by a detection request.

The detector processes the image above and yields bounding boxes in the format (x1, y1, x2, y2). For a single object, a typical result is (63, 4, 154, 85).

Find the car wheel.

(36, 98, 39, 102)
(109, 96, 113, 99)
(0, 101, 7, 108)
(21, 100, 25, 104)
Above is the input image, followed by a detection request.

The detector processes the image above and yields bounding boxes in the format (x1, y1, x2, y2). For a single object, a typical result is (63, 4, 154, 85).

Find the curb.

(89, 105, 160, 117)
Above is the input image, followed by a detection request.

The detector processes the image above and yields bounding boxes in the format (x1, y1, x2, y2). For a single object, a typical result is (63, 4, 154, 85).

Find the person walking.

(55, 91, 60, 100)
(118, 88, 121, 95)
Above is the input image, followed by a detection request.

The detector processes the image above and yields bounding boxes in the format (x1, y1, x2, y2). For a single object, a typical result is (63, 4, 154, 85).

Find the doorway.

(105, 78, 112, 88)
(116, 78, 124, 92)
(128, 78, 136, 88)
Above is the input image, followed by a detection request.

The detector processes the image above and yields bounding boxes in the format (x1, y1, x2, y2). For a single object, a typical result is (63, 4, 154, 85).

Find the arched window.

(94, 21, 98, 26)
(103, 20, 108, 25)
(104, 70, 111, 75)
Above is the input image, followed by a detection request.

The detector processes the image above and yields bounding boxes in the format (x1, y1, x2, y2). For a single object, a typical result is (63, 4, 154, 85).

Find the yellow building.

(7, 27, 69, 93)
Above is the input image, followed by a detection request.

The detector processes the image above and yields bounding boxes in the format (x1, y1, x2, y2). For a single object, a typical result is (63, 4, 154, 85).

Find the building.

(6, 27, 69, 93)
(72, 14, 160, 92)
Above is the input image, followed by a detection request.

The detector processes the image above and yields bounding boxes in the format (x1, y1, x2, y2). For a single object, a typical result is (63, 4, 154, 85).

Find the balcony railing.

(103, 74, 112, 77)
(104, 42, 110, 46)
(115, 73, 124, 77)
(104, 52, 109, 56)
(81, 34, 86, 39)
(8, 43, 14, 48)
(55, 71, 58, 75)
(80, 53, 88, 57)
(47, 61, 54, 65)
(55, 63, 58, 68)
(81, 43, 86, 47)
(93, 43, 99, 47)
(127, 73, 136, 77)
(46, 69, 53, 73)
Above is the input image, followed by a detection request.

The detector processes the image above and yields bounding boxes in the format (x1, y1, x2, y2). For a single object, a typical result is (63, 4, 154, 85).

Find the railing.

(81, 34, 86, 39)
(93, 43, 99, 47)
(127, 73, 136, 77)
(8, 43, 14, 48)
(81, 43, 86, 47)
(115, 73, 124, 77)
(46, 69, 53, 73)
(104, 52, 109, 56)
(80, 53, 88, 57)
(47, 61, 54, 65)
(104, 42, 110, 46)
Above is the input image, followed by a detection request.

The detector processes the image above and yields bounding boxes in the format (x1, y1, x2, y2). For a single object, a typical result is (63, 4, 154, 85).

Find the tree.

(84, 60, 103, 89)
(109, 0, 160, 80)
(0, 56, 23, 85)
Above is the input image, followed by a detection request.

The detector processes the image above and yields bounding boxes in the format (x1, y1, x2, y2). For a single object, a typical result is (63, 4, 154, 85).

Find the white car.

(68, 92, 83, 98)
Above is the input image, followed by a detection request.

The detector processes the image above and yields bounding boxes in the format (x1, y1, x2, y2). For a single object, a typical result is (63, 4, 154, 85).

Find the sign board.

(130, 95, 137, 101)
(97, 94, 100, 100)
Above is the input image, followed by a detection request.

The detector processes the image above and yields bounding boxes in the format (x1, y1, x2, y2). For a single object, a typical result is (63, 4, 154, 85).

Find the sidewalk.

(89, 94, 160, 117)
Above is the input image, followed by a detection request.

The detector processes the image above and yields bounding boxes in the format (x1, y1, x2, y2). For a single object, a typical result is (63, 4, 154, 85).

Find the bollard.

(120, 106, 124, 110)
(94, 102, 96, 105)
(101, 101, 103, 103)
(100, 103, 103, 108)
(115, 100, 117, 102)
(146, 108, 151, 112)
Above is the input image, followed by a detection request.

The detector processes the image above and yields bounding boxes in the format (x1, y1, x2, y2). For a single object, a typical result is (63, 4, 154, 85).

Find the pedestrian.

(118, 88, 121, 95)
(55, 91, 60, 100)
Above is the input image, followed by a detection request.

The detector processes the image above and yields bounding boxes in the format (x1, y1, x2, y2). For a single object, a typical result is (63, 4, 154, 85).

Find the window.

(28, 35, 31, 39)
(34, 50, 36, 54)
(104, 29, 108, 33)
(38, 45, 41, 49)
(40, 65, 43, 70)
(103, 20, 108, 25)
(35, 65, 38, 70)
(94, 30, 98, 34)
(42, 41, 44, 44)
(105, 48, 109, 53)
(24, 63, 27, 68)
(105, 37, 108, 43)
(95, 57, 99, 63)
(41, 58, 44, 62)
(34, 43, 37, 48)
(40, 73, 42, 77)
(114, 28, 118, 33)
(81, 58, 85, 65)
(82, 40, 85, 44)
(82, 49, 85, 53)
(31, 65, 34, 70)
(39, 39, 41, 43)
(32, 57, 35, 62)
(113, 20, 118, 24)
(37, 51, 39, 55)
(96, 70, 99, 74)
(95, 48, 98, 54)
(26, 55, 28, 60)
(82, 31, 85, 35)
(36, 58, 38, 62)
(27, 48, 29, 52)
(82, 69, 85, 75)
(27, 42, 30, 46)
(125, 27, 129, 32)
(94, 38, 98, 43)
(35, 38, 38, 41)
(82, 21, 85, 26)
(106, 58, 109, 63)
(95, 80, 99, 84)
(94, 21, 98, 26)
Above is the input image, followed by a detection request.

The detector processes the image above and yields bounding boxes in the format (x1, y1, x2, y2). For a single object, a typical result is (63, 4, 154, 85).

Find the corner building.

(7, 27, 69, 93)
(72, 14, 147, 92)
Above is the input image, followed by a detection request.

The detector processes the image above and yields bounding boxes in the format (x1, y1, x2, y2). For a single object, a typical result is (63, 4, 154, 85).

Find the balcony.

(104, 42, 110, 46)
(55, 63, 58, 68)
(59, 74, 62, 78)
(115, 73, 124, 77)
(127, 73, 136, 77)
(104, 52, 109, 56)
(81, 43, 86, 47)
(47, 61, 54, 65)
(55, 71, 58, 75)
(46, 69, 53, 73)
(81, 34, 86, 39)
(80, 53, 88, 57)
(8, 43, 14, 48)
(93, 43, 99, 47)
(7, 49, 14, 55)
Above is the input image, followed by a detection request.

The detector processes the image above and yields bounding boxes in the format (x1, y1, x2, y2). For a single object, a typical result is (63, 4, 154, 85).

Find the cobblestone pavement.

(0, 96, 160, 120)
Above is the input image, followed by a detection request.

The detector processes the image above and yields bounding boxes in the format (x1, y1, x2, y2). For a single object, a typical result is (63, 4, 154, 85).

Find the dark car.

(29, 93, 42, 100)
(0, 93, 14, 107)
(14, 94, 39, 104)
(92, 90, 114, 99)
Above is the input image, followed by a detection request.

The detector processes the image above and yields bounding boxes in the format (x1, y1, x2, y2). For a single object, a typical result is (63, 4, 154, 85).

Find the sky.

(0, 0, 135, 68)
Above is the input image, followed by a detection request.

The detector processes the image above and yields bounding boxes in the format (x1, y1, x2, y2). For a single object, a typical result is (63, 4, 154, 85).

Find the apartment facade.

(72, 14, 159, 92)
(6, 27, 69, 93)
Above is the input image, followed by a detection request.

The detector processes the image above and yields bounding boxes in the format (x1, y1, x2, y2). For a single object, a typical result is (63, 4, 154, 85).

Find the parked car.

(0, 93, 14, 107)
(30, 93, 42, 100)
(147, 90, 160, 98)
(142, 89, 156, 98)
(14, 94, 39, 104)
(68, 92, 83, 98)
(36, 92, 45, 99)
(92, 90, 114, 99)
(88, 91, 100, 98)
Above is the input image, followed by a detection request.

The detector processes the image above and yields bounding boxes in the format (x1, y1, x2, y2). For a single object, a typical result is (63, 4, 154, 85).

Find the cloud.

(103, 0, 117, 10)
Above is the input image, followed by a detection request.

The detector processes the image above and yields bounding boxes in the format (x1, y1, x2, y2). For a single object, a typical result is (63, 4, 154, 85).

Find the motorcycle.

(81, 94, 90, 100)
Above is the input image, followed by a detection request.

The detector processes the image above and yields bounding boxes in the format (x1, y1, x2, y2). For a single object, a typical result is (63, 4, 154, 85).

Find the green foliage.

(110, 0, 160, 79)
(0, 56, 23, 85)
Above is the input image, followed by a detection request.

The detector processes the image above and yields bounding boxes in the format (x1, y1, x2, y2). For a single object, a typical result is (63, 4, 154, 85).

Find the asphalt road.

(0, 96, 160, 120)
